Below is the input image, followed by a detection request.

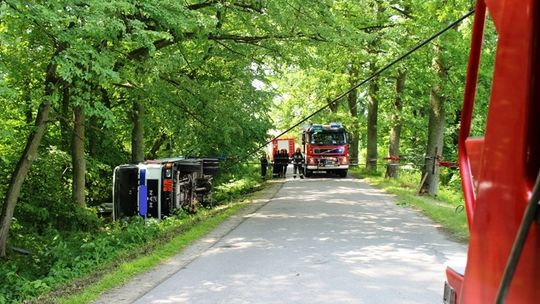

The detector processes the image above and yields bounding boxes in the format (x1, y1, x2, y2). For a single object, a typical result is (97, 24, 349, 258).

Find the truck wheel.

(305, 169, 312, 177)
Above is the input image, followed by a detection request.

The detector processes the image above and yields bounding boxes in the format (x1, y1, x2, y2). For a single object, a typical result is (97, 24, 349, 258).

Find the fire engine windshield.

(310, 131, 346, 145)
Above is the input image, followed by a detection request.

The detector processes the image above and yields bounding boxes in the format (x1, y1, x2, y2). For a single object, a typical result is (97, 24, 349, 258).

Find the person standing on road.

(260, 153, 268, 179)
(292, 148, 304, 179)
(272, 150, 281, 178)
(280, 149, 289, 178)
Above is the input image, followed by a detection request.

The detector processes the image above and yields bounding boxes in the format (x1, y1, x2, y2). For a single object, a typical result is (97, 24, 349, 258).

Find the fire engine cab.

(301, 123, 350, 177)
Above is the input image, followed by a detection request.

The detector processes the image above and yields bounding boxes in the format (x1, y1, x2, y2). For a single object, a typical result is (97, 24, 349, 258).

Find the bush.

(16, 147, 72, 231)
(85, 157, 114, 207)
(213, 163, 261, 202)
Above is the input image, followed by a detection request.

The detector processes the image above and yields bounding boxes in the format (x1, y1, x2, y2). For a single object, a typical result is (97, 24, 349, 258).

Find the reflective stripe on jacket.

(292, 152, 304, 164)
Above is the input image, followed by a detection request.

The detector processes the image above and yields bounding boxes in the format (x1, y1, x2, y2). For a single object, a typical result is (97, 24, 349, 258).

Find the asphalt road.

(97, 175, 466, 304)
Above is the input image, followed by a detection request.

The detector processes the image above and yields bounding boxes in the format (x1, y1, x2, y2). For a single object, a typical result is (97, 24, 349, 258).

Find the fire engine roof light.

(305, 123, 345, 132)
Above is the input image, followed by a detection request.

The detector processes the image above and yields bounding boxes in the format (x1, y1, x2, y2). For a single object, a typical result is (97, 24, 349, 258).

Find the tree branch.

(230, 2, 263, 13)
(186, 0, 219, 10)
(127, 37, 177, 60)
(127, 30, 324, 60)
(208, 32, 326, 43)
(112, 82, 138, 89)
(214, 40, 264, 64)
(390, 5, 414, 19)
(358, 24, 396, 33)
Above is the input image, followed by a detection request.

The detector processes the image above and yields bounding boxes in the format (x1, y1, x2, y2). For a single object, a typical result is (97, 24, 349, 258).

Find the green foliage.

(213, 164, 263, 202)
(85, 157, 115, 207)
(2, 218, 159, 303)
(16, 147, 88, 232)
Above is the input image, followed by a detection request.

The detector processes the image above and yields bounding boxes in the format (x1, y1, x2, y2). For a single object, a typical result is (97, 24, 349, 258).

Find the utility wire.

(226, 9, 475, 169)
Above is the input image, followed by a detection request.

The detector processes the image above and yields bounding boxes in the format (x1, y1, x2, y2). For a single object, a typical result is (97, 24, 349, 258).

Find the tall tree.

(386, 68, 406, 178)
(366, 61, 380, 171)
(420, 42, 448, 195)
(347, 65, 360, 165)
(71, 104, 86, 207)
(0, 79, 58, 257)
(364, 0, 387, 172)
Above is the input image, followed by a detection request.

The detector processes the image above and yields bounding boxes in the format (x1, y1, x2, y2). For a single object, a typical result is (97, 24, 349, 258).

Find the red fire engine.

(301, 123, 350, 177)
(268, 136, 295, 160)
(444, 0, 540, 303)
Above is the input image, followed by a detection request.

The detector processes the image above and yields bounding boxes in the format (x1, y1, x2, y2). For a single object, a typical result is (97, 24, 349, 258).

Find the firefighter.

(260, 153, 268, 178)
(292, 148, 304, 179)
(281, 149, 289, 178)
(272, 150, 281, 178)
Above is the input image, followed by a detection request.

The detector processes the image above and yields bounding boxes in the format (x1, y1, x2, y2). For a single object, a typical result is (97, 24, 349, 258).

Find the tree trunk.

(386, 69, 406, 178)
(131, 100, 145, 163)
(0, 102, 52, 257)
(328, 97, 339, 113)
(420, 44, 447, 196)
(347, 65, 360, 166)
(366, 62, 379, 171)
(71, 105, 86, 207)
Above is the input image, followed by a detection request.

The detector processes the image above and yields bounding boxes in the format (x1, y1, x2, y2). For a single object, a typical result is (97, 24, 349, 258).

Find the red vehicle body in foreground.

(445, 0, 540, 303)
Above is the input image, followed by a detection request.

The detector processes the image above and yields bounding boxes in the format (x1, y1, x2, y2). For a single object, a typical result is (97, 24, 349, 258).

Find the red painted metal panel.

(288, 139, 295, 157)
(446, 266, 465, 302)
(456, 0, 539, 302)
(270, 137, 295, 159)
(459, 0, 486, 230)
(464, 137, 484, 191)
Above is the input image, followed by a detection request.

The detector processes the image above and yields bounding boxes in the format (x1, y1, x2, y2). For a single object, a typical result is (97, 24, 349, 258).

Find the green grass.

(349, 167, 469, 243)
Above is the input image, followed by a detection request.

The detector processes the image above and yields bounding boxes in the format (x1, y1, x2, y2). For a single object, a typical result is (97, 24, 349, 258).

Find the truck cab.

(302, 123, 350, 177)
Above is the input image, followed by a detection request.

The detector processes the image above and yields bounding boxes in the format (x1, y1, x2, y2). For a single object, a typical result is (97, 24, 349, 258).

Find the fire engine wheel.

(337, 170, 348, 178)
(305, 169, 313, 177)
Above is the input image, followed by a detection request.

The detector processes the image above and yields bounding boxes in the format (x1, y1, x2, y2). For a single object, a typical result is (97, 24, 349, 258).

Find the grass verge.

(349, 168, 469, 243)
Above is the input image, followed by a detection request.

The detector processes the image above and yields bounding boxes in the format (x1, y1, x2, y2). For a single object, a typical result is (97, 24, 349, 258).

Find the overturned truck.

(113, 158, 219, 220)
